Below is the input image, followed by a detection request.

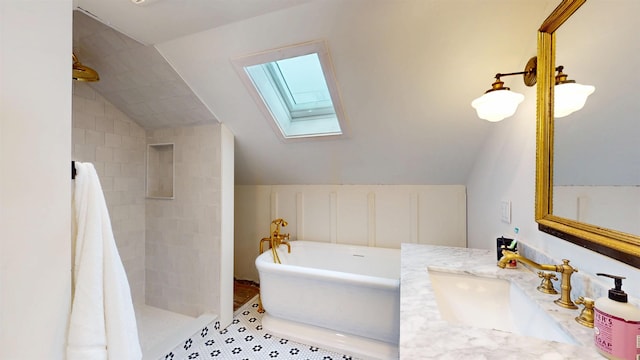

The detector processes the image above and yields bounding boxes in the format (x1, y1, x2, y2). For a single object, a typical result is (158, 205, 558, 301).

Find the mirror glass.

(552, 0, 640, 236)
(536, 0, 640, 267)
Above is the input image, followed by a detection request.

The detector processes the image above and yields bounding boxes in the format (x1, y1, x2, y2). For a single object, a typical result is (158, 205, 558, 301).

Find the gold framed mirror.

(535, 0, 640, 268)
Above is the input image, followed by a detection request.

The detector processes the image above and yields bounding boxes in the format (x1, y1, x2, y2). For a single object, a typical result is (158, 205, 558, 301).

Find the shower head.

(72, 53, 99, 82)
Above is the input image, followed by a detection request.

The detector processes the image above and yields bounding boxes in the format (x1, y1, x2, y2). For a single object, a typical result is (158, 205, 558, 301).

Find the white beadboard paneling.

(367, 191, 376, 247)
(271, 188, 298, 240)
(270, 191, 278, 220)
(300, 189, 332, 242)
(336, 188, 369, 246)
(374, 186, 412, 248)
(296, 192, 304, 240)
(235, 184, 467, 282)
(330, 192, 338, 243)
(409, 193, 419, 244)
(417, 186, 467, 247)
(234, 185, 271, 281)
(554, 186, 640, 236)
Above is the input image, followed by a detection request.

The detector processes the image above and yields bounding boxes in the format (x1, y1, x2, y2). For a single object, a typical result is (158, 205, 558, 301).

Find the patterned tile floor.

(161, 295, 358, 360)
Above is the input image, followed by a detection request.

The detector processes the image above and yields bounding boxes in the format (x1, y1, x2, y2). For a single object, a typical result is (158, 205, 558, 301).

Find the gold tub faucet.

(498, 249, 578, 309)
(257, 218, 292, 312)
(259, 218, 291, 264)
(270, 218, 290, 252)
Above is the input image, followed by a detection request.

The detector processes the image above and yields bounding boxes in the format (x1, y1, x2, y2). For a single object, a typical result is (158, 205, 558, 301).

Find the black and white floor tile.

(161, 296, 358, 360)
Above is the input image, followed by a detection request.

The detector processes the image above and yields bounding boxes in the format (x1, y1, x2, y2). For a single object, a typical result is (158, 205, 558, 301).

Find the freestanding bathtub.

(255, 240, 400, 360)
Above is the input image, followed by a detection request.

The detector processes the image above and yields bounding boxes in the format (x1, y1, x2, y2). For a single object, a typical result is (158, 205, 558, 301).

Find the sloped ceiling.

(74, 0, 559, 185)
(73, 11, 217, 129)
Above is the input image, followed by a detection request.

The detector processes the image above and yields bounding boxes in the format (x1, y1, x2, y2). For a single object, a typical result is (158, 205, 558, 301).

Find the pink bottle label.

(594, 308, 640, 360)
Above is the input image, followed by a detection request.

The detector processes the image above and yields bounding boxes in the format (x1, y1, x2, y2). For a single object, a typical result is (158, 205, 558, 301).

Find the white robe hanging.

(67, 162, 142, 360)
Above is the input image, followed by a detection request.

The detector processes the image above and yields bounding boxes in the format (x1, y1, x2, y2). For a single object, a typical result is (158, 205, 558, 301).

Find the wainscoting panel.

(417, 186, 467, 246)
(336, 188, 370, 247)
(374, 187, 412, 248)
(234, 185, 466, 282)
(553, 185, 640, 236)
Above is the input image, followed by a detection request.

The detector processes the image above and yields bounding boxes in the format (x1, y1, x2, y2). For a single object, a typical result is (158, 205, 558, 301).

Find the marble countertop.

(400, 244, 604, 360)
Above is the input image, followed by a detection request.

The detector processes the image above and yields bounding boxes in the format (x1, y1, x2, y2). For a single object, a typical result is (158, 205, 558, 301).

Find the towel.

(68, 162, 142, 360)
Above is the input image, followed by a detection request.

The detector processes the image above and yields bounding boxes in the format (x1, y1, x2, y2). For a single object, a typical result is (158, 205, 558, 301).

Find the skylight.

(233, 41, 347, 141)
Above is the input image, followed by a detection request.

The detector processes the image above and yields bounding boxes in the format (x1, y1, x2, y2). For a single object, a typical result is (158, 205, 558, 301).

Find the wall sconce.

(471, 56, 594, 121)
(554, 65, 595, 118)
(471, 57, 537, 122)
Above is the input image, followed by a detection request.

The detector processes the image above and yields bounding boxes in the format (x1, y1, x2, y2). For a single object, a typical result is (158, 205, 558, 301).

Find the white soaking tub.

(255, 240, 400, 360)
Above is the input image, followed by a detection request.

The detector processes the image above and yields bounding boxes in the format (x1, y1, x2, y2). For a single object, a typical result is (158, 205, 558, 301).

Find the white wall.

(156, 0, 552, 186)
(0, 1, 72, 359)
(218, 124, 234, 326)
(235, 185, 466, 282)
(466, 85, 640, 299)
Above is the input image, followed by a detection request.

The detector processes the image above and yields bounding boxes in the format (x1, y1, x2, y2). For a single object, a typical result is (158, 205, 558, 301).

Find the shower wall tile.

(95, 146, 113, 162)
(85, 130, 105, 146)
(95, 115, 114, 133)
(72, 82, 146, 305)
(114, 119, 131, 136)
(105, 133, 122, 148)
(73, 111, 96, 129)
(100, 176, 114, 192)
(84, 98, 105, 115)
(74, 143, 95, 161)
(72, 128, 85, 145)
(145, 124, 222, 317)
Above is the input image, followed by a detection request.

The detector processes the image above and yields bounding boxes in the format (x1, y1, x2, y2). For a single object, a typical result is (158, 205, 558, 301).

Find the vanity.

(399, 243, 603, 359)
(397, 0, 638, 357)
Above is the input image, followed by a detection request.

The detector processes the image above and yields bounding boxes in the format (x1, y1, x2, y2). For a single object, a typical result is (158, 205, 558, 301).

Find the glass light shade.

(471, 89, 525, 122)
(554, 83, 595, 118)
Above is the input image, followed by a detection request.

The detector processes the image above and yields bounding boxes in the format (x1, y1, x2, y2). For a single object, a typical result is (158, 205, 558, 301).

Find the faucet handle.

(561, 259, 578, 273)
(575, 296, 595, 328)
(537, 271, 558, 294)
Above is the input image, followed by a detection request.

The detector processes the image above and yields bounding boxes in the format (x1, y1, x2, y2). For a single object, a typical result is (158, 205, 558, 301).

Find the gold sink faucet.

(259, 218, 291, 264)
(498, 249, 578, 309)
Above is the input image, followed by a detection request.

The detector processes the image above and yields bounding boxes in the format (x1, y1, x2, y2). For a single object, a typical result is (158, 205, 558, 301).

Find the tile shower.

(72, 82, 223, 355)
(73, 82, 147, 304)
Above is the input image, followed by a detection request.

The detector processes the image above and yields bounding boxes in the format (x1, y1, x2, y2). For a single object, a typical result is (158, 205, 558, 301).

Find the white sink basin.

(428, 270, 577, 344)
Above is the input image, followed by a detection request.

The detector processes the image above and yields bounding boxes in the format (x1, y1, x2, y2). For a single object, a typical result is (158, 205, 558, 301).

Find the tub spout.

(259, 237, 272, 254)
(269, 233, 290, 264)
(498, 249, 578, 309)
(277, 233, 291, 253)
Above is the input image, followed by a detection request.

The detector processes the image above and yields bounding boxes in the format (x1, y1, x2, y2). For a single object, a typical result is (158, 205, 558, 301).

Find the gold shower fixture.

(72, 53, 100, 82)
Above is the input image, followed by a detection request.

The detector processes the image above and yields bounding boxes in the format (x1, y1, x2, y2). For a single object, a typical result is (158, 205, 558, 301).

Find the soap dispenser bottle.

(594, 273, 640, 360)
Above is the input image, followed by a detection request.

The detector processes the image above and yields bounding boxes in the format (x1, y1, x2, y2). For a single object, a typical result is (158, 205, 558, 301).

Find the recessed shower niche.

(146, 143, 175, 199)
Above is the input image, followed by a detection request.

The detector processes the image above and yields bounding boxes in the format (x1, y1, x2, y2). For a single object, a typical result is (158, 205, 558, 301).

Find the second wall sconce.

(553, 65, 595, 118)
(471, 56, 594, 122)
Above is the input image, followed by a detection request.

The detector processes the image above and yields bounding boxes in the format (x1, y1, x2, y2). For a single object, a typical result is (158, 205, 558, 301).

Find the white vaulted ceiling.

(73, 0, 560, 185)
(73, 11, 217, 129)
